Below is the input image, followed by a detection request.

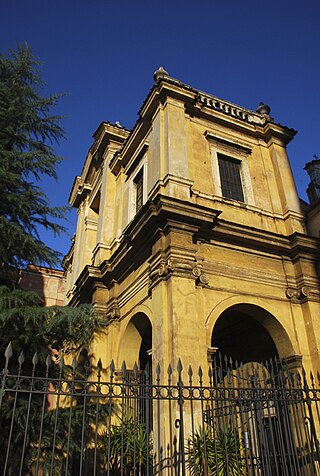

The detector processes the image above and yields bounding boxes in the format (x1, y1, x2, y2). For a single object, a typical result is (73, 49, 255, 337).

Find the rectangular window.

(218, 154, 244, 202)
(134, 169, 143, 211)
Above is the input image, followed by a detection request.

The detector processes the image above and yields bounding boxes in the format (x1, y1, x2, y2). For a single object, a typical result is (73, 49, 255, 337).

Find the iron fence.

(1, 344, 320, 476)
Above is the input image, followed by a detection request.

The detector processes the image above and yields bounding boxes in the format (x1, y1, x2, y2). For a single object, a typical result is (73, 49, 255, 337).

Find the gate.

(0, 343, 319, 475)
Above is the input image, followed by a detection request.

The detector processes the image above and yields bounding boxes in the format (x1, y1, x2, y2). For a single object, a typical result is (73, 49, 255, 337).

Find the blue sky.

(1, 0, 320, 265)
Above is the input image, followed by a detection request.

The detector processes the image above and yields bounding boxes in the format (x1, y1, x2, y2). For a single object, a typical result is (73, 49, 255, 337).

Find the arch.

(211, 303, 294, 363)
(119, 312, 152, 370)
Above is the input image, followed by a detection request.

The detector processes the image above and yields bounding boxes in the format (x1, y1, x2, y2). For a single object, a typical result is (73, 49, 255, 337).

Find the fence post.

(303, 368, 320, 469)
(0, 342, 12, 408)
(176, 359, 185, 476)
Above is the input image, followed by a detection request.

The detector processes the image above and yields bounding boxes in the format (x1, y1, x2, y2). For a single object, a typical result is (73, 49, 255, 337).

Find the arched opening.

(131, 313, 152, 371)
(210, 305, 303, 472)
(119, 313, 153, 440)
(120, 312, 152, 371)
(211, 304, 293, 365)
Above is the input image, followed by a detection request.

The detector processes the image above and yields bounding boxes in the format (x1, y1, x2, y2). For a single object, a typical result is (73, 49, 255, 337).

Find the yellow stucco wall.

(65, 75, 320, 379)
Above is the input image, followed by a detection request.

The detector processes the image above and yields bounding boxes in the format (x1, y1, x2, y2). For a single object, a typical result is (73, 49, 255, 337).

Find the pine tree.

(0, 43, 66, 284)
(0, 45, 104, 473)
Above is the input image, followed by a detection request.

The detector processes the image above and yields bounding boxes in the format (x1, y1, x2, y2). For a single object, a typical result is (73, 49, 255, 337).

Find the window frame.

(134, 168, 144, 212)
(208, 136, 254, 206)
(218, 154, 244, 202)
(128, 155, 148, 223)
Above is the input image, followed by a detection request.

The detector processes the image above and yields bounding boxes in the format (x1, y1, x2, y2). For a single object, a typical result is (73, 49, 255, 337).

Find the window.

(134, 168, 144, 211)
(218, 154, 244, 202)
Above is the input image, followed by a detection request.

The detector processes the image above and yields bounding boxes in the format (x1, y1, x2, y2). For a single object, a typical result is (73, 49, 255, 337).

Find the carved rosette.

(158, 259, 175, 277)
(192, 264, 209, 286)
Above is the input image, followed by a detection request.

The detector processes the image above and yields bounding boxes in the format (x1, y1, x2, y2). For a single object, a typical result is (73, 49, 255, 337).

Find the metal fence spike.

(133, 362, 138, 378)
(110, 359, 115, 376)
(235, 366, 241, 384)
(262, 366, 267, 382)
(32, 352, 39, 368)
(72, 356, 77, 372)
(156, 363, 161, 378)
(144, 362, 150, 376)
(46, 353, 52, 370)
(188, 365, 193, 378)
(97, 358, 102, 375)
(84, 358, 91, 375)
(4, 342, 13, 362)
(177, 358, 183, 374)
(310, 370, 314, 384)
(227, 367, 231, 383)
(245, 365, 250, 380)
(289, 372, 295, 387)
(121, 360, 127, 374)
(18, 351, 25, 367)
(167, 364, 172, 376)
(296, 371, 301, 384)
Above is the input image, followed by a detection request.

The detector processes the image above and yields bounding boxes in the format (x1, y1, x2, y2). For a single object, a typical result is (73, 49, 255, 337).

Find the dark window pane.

(134, 169, 143, 211)
(218, 154, 244, 202)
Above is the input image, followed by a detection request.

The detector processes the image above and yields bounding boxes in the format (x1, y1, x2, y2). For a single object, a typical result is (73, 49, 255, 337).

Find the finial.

(153, 66, 169, 82)
(256, 102, 271, 115)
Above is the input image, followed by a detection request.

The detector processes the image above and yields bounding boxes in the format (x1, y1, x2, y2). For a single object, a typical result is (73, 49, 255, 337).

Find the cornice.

(211, 220, 320, 261)
(67, 265, 104, 306)
(94, 194, 220, 288)
(70, 123, 129, 206)
(205, 131, 252, 155)
(109, 75, 296, 179)
(69, 199, 320, 307)
(69, 176, 92, 207)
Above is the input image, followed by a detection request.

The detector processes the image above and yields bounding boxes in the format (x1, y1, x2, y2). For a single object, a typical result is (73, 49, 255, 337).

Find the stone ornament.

(153, 66, 169, 82)
(286, 286, 312, 301)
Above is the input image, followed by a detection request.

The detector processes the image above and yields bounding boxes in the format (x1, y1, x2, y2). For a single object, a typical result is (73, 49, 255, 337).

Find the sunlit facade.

(64, 69, 320, 377)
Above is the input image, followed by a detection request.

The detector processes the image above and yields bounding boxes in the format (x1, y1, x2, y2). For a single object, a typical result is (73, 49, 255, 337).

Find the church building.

(63, 68, 320, 377)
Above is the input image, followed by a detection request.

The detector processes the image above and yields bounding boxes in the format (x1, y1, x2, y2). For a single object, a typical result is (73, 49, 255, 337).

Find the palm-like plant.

(186, 426, 244, 476)
(100, 415, 152, 475)
(214, 426, 243, 476)
(186, 427, 217, 476)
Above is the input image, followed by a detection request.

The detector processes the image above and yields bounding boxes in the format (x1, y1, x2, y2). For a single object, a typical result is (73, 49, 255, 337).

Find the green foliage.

(0, 285, 101, 370)
(28, 399, 115, 475)
(214, 427, 243, 476)
(0, 284, 103, 474)
(186, 427, 217, 476)
(0, 44, 108, 475)
(186, 426, 244, 476)
(100, 414, 152, 475)
(0, 43, 66, 282)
